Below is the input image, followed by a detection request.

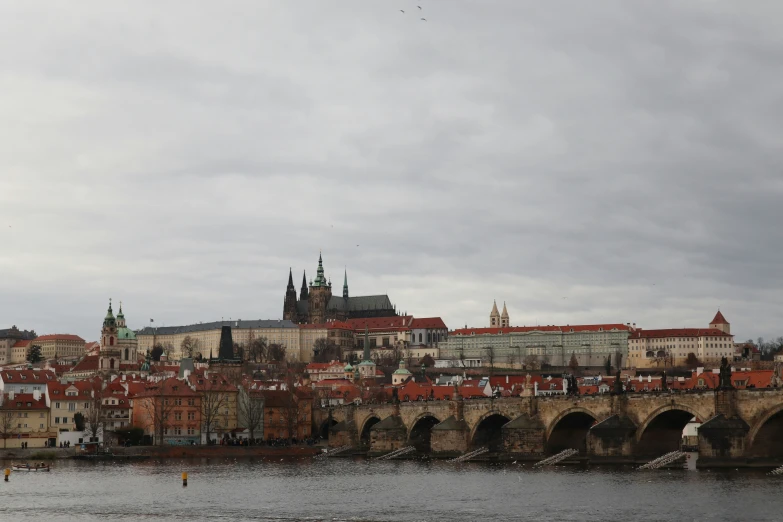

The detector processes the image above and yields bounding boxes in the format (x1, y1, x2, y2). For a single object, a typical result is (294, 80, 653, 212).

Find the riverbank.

(0, 445, 321, 461)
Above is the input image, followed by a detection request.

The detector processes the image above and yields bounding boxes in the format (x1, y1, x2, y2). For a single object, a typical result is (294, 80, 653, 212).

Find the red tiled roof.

(34, 334, 85, 342)
(133, 377, 200, 398)
(1, 393, 47, 410)
(47, 379, 99, 397)
(452, 324, 632, 336)
(710, 311, 729, 325)
(344, 316, 412, 331)
(0, 369, 57, 382)
(630, 328, 732, 339)
(12, 339, 31, 348)
(410, 317, 448, 330)
(70, 355, 99, 372)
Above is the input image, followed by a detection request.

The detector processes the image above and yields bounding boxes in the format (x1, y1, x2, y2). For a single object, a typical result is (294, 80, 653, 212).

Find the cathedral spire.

(287, 267, 295, 290)
(300, 270, 309, 300)
(313, 252, 327, 287)
(343, 269, 349, 299)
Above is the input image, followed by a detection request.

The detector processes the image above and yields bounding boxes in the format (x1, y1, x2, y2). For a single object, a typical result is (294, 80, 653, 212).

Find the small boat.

(12, 463, 50, 472)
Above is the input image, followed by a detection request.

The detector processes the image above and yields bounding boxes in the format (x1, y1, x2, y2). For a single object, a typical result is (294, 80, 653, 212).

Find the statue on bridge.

(719, 357, 734, 390)
(566, 374, 580, 397)
(612, 369, 624, 395)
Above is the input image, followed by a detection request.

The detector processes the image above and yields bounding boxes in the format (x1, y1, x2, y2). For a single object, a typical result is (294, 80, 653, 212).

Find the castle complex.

(283, 253, 397, 324)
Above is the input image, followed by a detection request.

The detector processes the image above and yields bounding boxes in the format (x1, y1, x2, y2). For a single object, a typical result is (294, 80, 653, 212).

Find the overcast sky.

(1, 1, 781, 343)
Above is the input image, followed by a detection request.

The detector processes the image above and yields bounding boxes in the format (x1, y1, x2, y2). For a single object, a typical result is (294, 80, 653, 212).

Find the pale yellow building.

(0, 391, 54, 449)
(628, 311, 734, 369)
(138, 320, 321, 362)
(34, 334, 86, 361)
(45, 380, 94, 437)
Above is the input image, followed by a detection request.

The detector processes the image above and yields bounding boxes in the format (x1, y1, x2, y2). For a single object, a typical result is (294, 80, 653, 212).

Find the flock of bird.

(399, 4, 426, 22)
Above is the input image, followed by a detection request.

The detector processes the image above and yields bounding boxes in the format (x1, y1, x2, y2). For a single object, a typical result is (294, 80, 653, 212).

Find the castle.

(283, 253, 397, 324)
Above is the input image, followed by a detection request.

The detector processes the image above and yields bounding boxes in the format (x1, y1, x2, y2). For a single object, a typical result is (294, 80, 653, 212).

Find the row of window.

(164, 427, 197, 436)
(173, 411, 197, 421)
(162, 398, 196, 406)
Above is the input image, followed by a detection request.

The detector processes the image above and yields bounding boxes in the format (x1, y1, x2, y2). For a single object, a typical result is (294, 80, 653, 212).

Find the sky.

(1, 1, 781, 343)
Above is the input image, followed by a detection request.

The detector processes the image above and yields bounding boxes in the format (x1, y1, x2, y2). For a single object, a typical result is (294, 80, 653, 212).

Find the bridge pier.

(431, 416, 470, 456)
(586, 415, 637, 460)
(501, 414, 545, 457)
(369, 416, 407, 457)
(697, 414, 749, 462)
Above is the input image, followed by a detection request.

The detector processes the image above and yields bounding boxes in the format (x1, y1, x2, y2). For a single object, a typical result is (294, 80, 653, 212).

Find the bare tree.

(137, 380, 177, 446)
(198, 377, 232, 444)
(84, 381, 104, 442)
(180, 336, 200, 359)
(483, 346, 496, 376)
(238, 387, 264, 443)
(614, 351, 623, 371)
(524, 354, 540, 371)
(267, 343, 287, 363)
(568, 352, 579, 374)
(313, 338, 342, 363)
(248, 336, 268, 363)
(0, 407, 17, 449)
(654, 348, 674, 370)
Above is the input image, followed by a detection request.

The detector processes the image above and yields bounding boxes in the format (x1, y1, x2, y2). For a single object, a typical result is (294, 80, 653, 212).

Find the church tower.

(343, 269, 349, 299)
(99, 299, 121, 372)
(490, 300, 500, 327)
(283, 268, 298, 322)
(501, 302, 510, 328)
(115, 302, 138, 364)
(308, 253, 332, 324)
(710, 310, 730, 335)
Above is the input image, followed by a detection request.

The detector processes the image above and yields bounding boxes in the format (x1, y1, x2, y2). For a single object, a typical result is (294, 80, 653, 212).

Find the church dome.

(117, 327, 136, 340)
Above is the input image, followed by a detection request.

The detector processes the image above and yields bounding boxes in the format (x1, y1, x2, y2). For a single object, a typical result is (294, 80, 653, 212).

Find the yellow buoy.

(182, 471, 188, 487)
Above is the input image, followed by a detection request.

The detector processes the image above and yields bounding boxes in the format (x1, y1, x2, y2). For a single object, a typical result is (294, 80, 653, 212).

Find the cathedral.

(99, 299, 138, 372)
(283, 253, 397, 324)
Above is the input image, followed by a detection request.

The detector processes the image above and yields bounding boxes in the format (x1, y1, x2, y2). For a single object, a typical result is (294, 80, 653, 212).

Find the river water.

(0, 458, 780, 521)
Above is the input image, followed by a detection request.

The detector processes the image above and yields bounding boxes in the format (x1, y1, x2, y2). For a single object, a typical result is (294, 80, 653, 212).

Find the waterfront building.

(283, 253, 397, 324)
(343, 316, 446, 362)
(439, 323, 633, 368)
(258, 388, 312, 441)
(0, 391, 53, 448)
(187, 370, 239, 444)
(45, 379, 96, 440)
(627, 311, 735, 369)
(131, 377, 201, 446)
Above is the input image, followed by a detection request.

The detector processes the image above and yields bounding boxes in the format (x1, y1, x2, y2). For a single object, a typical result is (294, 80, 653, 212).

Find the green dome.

(117, 327, 136, 340)
(344, 364, 353, 371)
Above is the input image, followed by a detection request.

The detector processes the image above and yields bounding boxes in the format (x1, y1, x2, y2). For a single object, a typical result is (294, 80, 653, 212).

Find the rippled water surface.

(1, 458, 780, 521)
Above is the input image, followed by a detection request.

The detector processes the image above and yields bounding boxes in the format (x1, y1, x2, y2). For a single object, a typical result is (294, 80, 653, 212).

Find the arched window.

(124, 348, 129, 360)
(110, 358, 115, 370)
(418, 333, 422, 343)
(110, 337, 114, 346)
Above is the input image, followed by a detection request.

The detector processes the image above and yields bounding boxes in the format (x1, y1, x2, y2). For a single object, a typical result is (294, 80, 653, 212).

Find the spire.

(300, 271, 309, 300)
(103, 298, 116, 328)
(287, 267, 295, 290)
(313, 252, 327, 287)
(491, 300, 499, 315)
(343, 269, 349, 299)
(501, 302, 509, 318)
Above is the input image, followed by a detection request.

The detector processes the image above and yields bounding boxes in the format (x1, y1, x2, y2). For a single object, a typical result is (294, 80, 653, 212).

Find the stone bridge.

(316, 389, 783, 462)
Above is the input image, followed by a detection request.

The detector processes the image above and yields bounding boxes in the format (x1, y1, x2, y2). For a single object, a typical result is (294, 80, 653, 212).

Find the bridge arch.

(635, 403, 704, 456)
(470, 411, 511, 452)
(747, 404, 783, 457)
(318, 418, 338, 440)
(359, 415, 381, 447)
(408, 412, 441, 453)
(545, 407, 599, 455)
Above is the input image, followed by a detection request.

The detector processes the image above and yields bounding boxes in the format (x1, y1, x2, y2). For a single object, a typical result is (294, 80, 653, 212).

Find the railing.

(638, 451, 685, 470)
(533, 448, 579, 468)
(314, 445, 352, 459)
(449, 447, 488, 463)
(374, 446, 415, 461)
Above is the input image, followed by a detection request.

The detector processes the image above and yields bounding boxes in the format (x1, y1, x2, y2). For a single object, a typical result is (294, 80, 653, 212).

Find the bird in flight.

(421, 17, 427, 21)
(418, 5, 422, 8)
(400, 9, 404, 13)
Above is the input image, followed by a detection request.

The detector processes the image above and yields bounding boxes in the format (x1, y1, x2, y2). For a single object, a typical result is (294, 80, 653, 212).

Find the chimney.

(121, 374, 126, 381)
(9, 391, 14, 400)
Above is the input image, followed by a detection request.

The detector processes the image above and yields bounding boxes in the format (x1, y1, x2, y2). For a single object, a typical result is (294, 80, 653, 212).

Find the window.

(188, 412, 195, 421)
(55, 417, 60, 424)
(187, 427, 195, 435)
(63, 417, 69, 423)
(68, 403, 76, 411)
(40, 424, 44, 429)
(175, 398, 182, 406)
(175, 412, 182, 421)
(188, 398, 195, 406)
(174, 427, 182, 436)
(84, 403, 90, 409)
